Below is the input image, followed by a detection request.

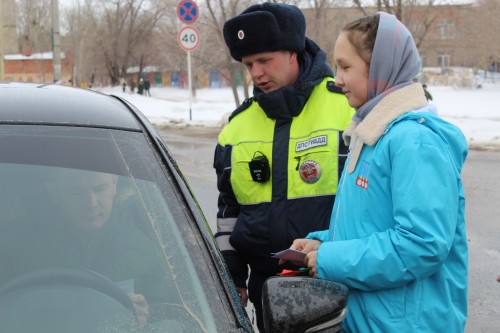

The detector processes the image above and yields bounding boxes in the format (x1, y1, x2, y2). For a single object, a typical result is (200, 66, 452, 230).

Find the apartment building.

(302, 3, 498, 70)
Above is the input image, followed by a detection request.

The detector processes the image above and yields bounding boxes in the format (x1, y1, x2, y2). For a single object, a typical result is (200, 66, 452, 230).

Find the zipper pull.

(243, 97, 254, 107)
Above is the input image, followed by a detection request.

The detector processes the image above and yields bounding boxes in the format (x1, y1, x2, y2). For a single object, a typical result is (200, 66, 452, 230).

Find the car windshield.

(0, 125, 234, 332)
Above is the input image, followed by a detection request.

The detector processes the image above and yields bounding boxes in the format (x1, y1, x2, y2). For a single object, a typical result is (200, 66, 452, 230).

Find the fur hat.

(223, 2, 306, 62)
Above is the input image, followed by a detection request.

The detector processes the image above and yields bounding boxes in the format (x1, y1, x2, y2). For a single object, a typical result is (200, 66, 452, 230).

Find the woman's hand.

(304, 251, 318, 278)
(278, 239, 321, 265)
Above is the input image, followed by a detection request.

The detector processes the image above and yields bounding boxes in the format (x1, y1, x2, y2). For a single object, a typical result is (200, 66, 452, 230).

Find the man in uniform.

(213, 3, 354, 332)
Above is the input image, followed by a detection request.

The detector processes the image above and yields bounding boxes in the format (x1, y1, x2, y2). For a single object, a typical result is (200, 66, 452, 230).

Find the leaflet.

(270, 249, 306, 262)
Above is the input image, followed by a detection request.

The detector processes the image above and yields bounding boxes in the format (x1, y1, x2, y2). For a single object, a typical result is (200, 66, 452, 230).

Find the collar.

(343, 83, 428, 173)
(254, 39, 332, 121)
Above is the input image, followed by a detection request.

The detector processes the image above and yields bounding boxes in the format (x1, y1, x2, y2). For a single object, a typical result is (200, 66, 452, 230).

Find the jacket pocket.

(289, 149, 338, 199)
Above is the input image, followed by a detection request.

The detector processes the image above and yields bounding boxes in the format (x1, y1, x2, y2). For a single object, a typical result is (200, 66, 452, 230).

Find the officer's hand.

(236, 287, 248, 307)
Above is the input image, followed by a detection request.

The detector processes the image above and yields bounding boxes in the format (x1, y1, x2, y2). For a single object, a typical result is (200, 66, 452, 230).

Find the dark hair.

(342, 14, 380, 66)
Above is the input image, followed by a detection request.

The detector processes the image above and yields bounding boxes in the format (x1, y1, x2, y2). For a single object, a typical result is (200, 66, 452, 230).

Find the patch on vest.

(299, 160, 322, 184)
(295, 135, 327, 152)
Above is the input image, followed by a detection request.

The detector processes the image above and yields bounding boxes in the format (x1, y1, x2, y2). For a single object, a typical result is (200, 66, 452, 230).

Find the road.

(460, 148, 500, 333)
(159, 125, 500, 333)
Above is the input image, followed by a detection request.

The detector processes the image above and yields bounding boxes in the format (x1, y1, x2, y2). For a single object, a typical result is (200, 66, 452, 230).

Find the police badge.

(299, 160, 321, 184)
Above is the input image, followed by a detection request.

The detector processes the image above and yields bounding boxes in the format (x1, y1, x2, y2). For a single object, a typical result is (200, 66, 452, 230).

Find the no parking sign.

(177, 0, 199, 25)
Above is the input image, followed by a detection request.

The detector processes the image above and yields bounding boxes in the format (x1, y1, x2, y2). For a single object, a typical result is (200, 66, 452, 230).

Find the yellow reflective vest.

(219, 78, 353, 203)
(215, 77, 354, 273)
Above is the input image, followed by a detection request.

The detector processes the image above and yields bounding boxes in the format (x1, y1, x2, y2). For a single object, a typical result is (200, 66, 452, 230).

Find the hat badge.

(237, 30, 245, 40)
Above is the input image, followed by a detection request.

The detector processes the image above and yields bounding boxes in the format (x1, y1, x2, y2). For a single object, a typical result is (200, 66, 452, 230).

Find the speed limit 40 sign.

(178, 26, 200, 51)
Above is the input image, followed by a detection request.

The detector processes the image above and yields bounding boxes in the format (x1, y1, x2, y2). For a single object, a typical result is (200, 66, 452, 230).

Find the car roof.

(0, 82, 141, 130)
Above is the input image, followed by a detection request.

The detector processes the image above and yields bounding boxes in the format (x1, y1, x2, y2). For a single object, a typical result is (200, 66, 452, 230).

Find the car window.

(0, 125, 235, 332)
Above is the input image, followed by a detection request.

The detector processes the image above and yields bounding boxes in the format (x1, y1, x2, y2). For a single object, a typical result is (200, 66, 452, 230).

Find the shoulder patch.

(228, 97, 254, 122)
(326, 81, 344, 94)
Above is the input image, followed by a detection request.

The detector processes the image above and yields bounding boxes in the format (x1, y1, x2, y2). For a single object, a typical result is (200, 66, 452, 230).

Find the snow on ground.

(97, 82, 500, 150)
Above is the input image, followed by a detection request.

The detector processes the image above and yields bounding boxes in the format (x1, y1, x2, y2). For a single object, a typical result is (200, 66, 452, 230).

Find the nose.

(249, 63, 264, 80)
(82, 190, 99, 209)
(334, 70, 344, 86)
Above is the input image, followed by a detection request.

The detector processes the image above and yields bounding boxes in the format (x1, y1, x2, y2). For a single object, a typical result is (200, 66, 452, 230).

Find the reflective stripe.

(217, 217, 237, 233)
(215, 217, 237, 252)
(215, 234, 234, 252)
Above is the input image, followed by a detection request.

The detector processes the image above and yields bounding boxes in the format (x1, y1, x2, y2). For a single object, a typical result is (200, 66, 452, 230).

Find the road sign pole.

(177, 0, 199, 121)
(187, 50, 192, 121)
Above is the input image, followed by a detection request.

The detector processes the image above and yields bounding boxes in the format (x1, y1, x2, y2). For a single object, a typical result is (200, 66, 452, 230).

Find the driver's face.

(54, 172, 117, 231)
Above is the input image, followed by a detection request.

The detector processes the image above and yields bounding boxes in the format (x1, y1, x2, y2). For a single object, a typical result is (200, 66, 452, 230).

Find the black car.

(0, 82, 348, 333)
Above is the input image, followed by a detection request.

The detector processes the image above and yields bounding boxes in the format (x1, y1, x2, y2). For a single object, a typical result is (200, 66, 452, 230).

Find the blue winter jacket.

(307, 83, 468, 332)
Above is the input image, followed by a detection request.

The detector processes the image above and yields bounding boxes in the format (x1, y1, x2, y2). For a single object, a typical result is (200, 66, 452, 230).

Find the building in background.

(302, 3, 498, 71)
(4, 50, 73, 84)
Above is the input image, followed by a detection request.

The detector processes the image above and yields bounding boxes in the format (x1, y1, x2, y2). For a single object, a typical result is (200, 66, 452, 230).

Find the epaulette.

(326, 80, 344, 94)
(228, 97, 254, 122)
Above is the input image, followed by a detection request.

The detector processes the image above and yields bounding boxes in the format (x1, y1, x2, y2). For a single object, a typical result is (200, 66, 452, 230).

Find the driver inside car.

(0, 168, 174, 327)
(47, 170, 151, 325)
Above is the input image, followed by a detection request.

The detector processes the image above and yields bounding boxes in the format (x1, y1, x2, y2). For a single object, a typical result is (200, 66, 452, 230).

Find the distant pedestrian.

(144, 79, 151, 96)
(121, 78, 127, 93)
(137, 78, 144, 95)
(423, 84, 433, 101)
(130, 80, 136, 94)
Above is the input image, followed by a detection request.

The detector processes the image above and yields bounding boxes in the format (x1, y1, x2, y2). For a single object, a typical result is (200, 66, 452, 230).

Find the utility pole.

(0, 0, 4, 81)
(51, 0, 61, 83)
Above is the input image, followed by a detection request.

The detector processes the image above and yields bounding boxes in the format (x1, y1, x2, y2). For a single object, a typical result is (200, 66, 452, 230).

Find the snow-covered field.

(98, 82, 500, 150)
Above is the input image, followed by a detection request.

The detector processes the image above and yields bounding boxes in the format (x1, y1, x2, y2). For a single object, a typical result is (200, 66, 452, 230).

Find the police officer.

(213, 3, 354, 332)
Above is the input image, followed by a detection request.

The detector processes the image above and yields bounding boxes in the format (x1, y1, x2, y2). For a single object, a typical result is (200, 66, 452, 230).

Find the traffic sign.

(178, 26, 200, 51)
(177, 0, 199, 25)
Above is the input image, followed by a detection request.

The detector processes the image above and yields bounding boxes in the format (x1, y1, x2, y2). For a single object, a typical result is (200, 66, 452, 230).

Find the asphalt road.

(159, 125, 500, 333)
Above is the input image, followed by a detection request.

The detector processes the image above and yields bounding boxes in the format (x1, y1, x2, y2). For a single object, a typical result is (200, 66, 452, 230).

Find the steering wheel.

(0, 268, 134, 309)
(0, 268, 135, 333)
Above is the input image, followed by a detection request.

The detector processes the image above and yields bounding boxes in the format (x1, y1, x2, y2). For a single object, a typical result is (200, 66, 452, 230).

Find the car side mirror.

(262, 277, 349, 333)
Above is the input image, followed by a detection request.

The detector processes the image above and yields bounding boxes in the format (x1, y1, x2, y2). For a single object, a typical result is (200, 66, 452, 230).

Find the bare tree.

(90, 0, 171, 85)
(205, 0, 254, 107)
(63, 0, 102, 86)
(146, 4, 180, 71)
(16, 0, 52, 53)
(348, 0, 444, 47)
(303, 0, 338, 49)
(58, 0, 494, 91)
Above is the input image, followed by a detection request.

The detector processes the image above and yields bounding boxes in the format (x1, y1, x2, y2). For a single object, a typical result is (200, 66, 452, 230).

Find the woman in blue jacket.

(284, 12, 468, 332)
